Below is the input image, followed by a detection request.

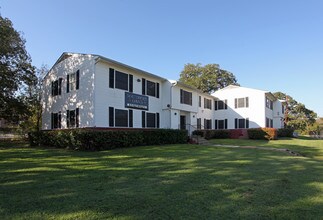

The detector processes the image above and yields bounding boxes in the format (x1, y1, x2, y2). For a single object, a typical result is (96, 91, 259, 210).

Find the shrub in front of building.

(247, 128, 277, 140)
(28, 129, 187, 151)
(277, 128, 294, 137)
(192, 129, 230, 139)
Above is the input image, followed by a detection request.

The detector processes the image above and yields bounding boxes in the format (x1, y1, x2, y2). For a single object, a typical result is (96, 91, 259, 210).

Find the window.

(142, 111, 160, 128)
(67, 108, 79, 128)
(204, 119, 212, 129)
(109, 107, 133, 127)
(51, 112, 61, 129)
(235, 97, 249, 108)
(67, 70, 79, 93)
(199, 96, 201, 107)
(235, 118, 249, 129)
(197, 118, 201, 129)
(266, 97, 273, 110)
(51, 78, 62, 96)
(180, 89, 192, 105)
(109, 68, 133, 92)
(142, 78, 159, 98)
(215, 119, 228, 129)
(215, 100, 228, 110)
(266, 117, 273, 128)
(204, 98, 212, 109)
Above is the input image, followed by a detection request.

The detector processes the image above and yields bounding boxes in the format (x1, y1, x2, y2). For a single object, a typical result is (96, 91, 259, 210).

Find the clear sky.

(1, 0, 323, 116)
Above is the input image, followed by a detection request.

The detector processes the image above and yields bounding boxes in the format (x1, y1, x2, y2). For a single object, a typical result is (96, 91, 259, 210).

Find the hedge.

(277, 128, 294, 137)
(28, 129, 188, 151)
(247, 128, 277, 140)
(192, 129, 230, 140)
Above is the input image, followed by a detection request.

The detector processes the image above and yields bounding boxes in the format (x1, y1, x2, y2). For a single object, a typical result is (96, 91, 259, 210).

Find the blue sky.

(1, 0, 323, 116)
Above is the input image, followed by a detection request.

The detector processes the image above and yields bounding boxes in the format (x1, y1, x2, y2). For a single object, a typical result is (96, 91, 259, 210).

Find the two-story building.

(42, 52, 285, 132)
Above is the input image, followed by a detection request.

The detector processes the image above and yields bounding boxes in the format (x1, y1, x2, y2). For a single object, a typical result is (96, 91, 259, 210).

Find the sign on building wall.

(125, 92, 149, 110)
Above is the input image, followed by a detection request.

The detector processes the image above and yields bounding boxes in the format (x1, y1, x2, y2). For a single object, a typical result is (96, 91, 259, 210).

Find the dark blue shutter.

(129, 74, 133, 92)
(235, 118, 238, 129)
(51, 113, 54, 129)
(156, 83, 159, 98)
(246, 118, 249, 128)
(215, 120, 218, 130)
(51, 82, 54, 96)
(66, 75, 70, 93)
(142, 78, 146, 95)
(109, 107, 114, 127)
(109, 68, 114, 88)
(142, 111, 146, 128)
(58, 112, 62, 128)
(76, 70, 80, 90)
(76, 108, 79, 127)
(225, 119, 228, 129)
(215, 101, 218, 110)
(58, 78, 62, 95)
(157, 113, 160, 128)
(129, 110, 133, 127)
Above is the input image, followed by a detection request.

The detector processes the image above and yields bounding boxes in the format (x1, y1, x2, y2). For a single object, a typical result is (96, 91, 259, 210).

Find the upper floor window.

(215, 100, 228, 110)
(142, 78, 159, 98)
(67, 108, 79, 128)
(235, 97, 249, 108)
(51, 78, 62, 96)
(180, 89, 192, 106)
(235, 118, 249, 129)
(67, 70, 79, 93)
(51, 111, 61, 129)
(266, 97, 273, 110)
(109, 68, 133, 92)
(204, 98, 212, 109)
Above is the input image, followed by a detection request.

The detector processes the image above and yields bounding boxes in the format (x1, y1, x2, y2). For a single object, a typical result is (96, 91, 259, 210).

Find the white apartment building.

(42, 52, 285, 132)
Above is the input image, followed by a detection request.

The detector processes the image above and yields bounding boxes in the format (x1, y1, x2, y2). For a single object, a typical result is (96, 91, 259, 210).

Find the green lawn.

(0, 139, 322, 219)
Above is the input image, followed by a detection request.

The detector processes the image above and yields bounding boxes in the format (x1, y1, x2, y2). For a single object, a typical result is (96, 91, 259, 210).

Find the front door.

(180, 115, 186, 130)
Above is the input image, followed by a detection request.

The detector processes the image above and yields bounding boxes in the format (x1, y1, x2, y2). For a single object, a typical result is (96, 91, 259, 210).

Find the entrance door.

(180, 115, 186, 130)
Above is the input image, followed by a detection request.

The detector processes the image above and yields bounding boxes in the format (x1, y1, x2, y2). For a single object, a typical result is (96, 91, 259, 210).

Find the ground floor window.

(204, 119, 212, 129)
(142, 111, 160, 128)
(215, 119, 228, 129)
(266, 117, 273, 128)
(51, 112, 61, 129)
(235, 118, 249, 129)
(109, 107, 133, 127)
(67, 108, 79, 128)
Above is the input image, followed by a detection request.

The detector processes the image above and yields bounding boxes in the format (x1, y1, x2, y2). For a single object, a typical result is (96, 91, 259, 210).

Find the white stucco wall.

(41, 54, 95, 130)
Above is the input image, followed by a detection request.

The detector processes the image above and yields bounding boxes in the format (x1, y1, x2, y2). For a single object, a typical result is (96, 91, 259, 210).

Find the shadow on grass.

(0, 145, 322, 219)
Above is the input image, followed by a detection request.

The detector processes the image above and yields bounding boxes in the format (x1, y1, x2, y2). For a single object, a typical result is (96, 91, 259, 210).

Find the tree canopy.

(273, 92, 317, 133)
(179, 63, 239, 94)
(0, 15, 36, 123)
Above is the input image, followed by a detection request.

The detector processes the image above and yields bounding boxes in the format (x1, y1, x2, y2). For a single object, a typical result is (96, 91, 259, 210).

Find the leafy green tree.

(273, 92, 317, 133)
(0, 14, 36, 123)
(179, 63, 239, 94)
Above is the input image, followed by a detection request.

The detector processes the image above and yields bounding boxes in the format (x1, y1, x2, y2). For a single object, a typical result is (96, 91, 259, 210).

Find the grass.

(0, 139, 322, 219)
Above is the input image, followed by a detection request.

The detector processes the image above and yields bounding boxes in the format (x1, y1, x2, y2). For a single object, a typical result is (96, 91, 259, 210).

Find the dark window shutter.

(215, 101, 218, 110)
(142, 78, 146, 95)
(204, 119, 206, 129)
(157, 113, 160, 128)
(156, 83, 160, 98)
(215, 120, 218, 130)
(246, 97, 249, 108)
(109, 68, 115, 88)
(58, 112, 62, 128)
(76, 108, 79, 127)
(66, 110, 70, 128)
(76, 70, 80, 90)
(142, 111, 146, 128)
(210, 120, 212, 129)
(51, 113, 54, 129)
(204, 98, 206, 108)
(129, 75, 133, 93)
(235, 98, 237, 108)
(109, 107, 114, 127)
(246, 118, 249, 128)
(58, 78, 62, 95)
(225, 100, 228, 109)
(235, 118, 238, 129)
(225, 119, 228, 129)
(51, 82, 54, 96)
(129, 110, 133, 127)
(66, 75, 70, 93)
(180, 89, 183, 103)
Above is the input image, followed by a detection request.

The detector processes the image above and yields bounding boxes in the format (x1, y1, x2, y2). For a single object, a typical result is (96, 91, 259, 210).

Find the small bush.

(277, 128, 294, 137)
(28, 129, 187, 151)
(192, 129, 230, 139)
(248, 128, 277, 140)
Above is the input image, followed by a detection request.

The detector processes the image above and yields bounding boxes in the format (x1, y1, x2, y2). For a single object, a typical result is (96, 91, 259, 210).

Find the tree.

(179, 63, 239, 94)
(0, 14, 36, 123)
(273, 92, 317, 133)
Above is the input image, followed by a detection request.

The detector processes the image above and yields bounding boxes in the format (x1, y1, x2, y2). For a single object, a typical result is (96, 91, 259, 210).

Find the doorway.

(180, 115, 186, 130)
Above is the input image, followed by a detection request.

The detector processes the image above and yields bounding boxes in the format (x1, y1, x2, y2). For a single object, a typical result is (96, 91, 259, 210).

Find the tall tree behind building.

(179, 63, 239, 94)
